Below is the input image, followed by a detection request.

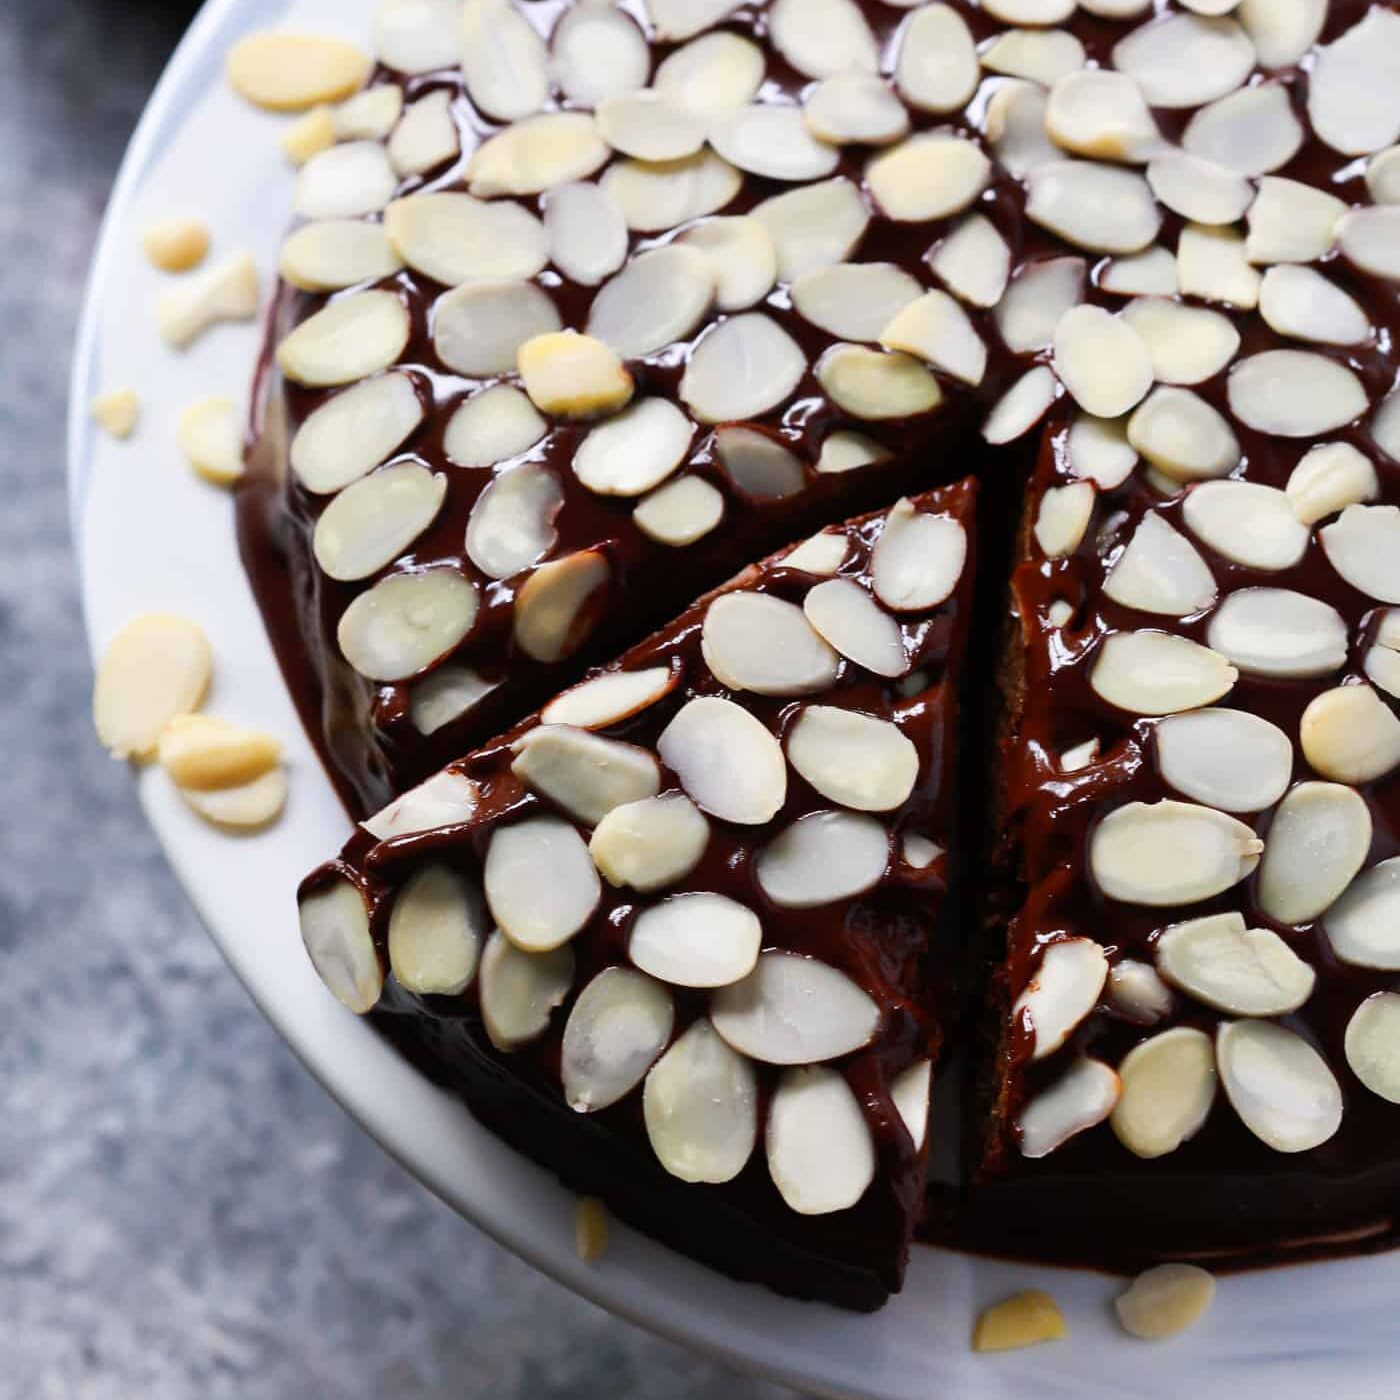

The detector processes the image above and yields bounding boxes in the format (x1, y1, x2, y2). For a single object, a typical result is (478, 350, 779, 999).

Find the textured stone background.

(1, 3, 796, 1395)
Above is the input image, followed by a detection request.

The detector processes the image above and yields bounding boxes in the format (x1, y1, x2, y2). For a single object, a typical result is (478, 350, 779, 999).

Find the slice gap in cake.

(296, 481, 976, 1309)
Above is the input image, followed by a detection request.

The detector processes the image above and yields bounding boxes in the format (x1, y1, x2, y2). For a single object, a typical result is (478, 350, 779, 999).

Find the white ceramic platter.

(68, 1, 1400, 1394)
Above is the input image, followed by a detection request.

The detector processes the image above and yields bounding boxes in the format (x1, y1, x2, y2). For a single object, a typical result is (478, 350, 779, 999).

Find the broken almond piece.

(141, 216, 210, 272)
(156, 714, 282, 791)
(575, 1196, 609, 1263)
(157, 252, 258, 349)
(90, 388, 139, 440)
(177, 396, 244, 486)
(180, 768, 288, 830)
(972, 1290, 1068, 1353)
(517, 331, 634, 419)
(281, 106, 336, 165)
(93, 614, 213, 761)
(1115, 1264, 1216, 1340)
(226, 31, 371, 111)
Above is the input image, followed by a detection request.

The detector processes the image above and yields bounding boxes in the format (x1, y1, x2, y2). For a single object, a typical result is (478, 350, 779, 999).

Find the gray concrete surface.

(0, 4, 798, 1395)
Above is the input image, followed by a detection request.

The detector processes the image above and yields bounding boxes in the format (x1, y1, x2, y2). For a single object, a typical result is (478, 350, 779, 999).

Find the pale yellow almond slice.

(518, 331, 633, 419)
(177, 396, 243, 486)
(90, 389, 139, 440)
(972, 1291, 1068, 1353)
(180, 768, 288, 830)
(226, 31, 371, 111)
(281, 106, 336, 165)
(93, 614, 213, 760)
(1115, 1264, 1216, 1340)
(157, 252, 258, 349)
(157, 714, 281, 791)
(142, 216, 210, 272)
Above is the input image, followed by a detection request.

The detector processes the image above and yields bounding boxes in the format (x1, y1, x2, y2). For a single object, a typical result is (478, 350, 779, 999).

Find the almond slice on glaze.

(433, 280, 561, 379)
(880, 290, 987, 386)
(1115, 1265, 1216, 1340)
(1307, 8, 1400, 157)
(1017, 1057, 1121, 1160)
(1300, 684, 1400, 784)
(334, 85, 404, 140)
(1260, 266, 1371, 347)
(680, 314, 806, 423)
(93, 615, 212, 760)
(655, 31, 765, 114)
(752, 178, 869, 281)
(894, 3, 978, 114)
(597, 90, 707, 162)
(1033, 483, 1094, 559)
(1337, 207, 1400, 282)
(295, 141, 397, 221)
(290, 372, 424, 493)
(587, 245, 716, 358)
(982, 28, 1087, 88)
(385, 193, 548, 286)
(1127, 387, 1241, 482)
(1257, 782, 1372, 927)
(511, 725, 661, 825)
(791, 262, 922, 343)
(543, 667, 676, 730)
(818, 430, 892, 476)
(337, 568, 479, 681)
(628, 893, 762, 988)
(1052, 305, 1153, 418)
(1238, 0, 1325, 68)
(1091, 631, 1237, 715)
(1155, 912, 1315, 1016)
(1090, 801, 1262, 906)
(1026, 161, 1161, 254)
(1111, 12, 1255, 109)
(571, 399, 692, 498)
(871, 499, 966, 610)
(461, 0, 548, 121)
(709, 104, 840, 182)
(1101, 246, 1179, 297)
(783, 531, 849, 574)
(633, 476, 726, 547)
(984, 80, 1060, 180)
(1185, 480, 1310, 572)
(803, 578, 907, 677)
(513, 550, 610, 663)
(644, 1019, 758, 1183)
(766, 1066, 876, 1215)
(804, 74, 910, 146)
(1183, 82, 1303, 176)
(544, 182, 628, 287)
(361, 770, 478, 841)
(374, 0, 459, 73)
(657, 696, 786, 825)
(700, 592, 839, 696)
(387, 863, 484, 996)
(1111, 1026, 1217, 1159)
(927, 214, 1012, 309)
(891, 1059, 932, 1150)
(1245, 176, 1345, 266)
(713, 427, 805, 501)
(158, 252, 258, 349)
(1044, 70, 1162, 163)
(866, 133, 990, 223)
(1103, 513, 1217, 617)
(312, 462, 446, 581)
(677, 217, 778, 311)
(468, 112, 610, 198)
(816, 345, 942, 422)
(278, 220, 403, 293)
(769, 0, 878, 79)
(1119, 298, 1240, 386)
(1206, 587, 1347, 679)
(485, 816, 602, 952)
(156, 715, 280, 791)
(226, 31, 370, 110)
(1345, 993, 1400, 1102)
(590, 792, 710, 893)
(444, 384, 546, 469)
(142, 216, 210, 272)
(551, 3, 650, 105)
(389, 91, 460, 175)
(984, 368, 1061, 446)
(1178, 224, 1260, 309)
(1146, 152, 1252, 225)
(786, 707, 918, 813)
(1324, 858, 1400, 970)
(299, 876, 381, 1014)
(1013, 937, 1109, 1063)
(1217, 1020, 1343, 1154)
(994, 257, 1086, 354)
(1228, 351, 1368, 438)
(1155, 708, 1292, 813)
(561, 966, 674, 1111)
(409, 666, 498, 736)
(713, 951, 880, 1065)
(518, 332, 633, 420)
(1068, 413, 1138, 489)
(1320, 505, 1400, 605)
(754, 810, 891, 908)
(601, 150, 743, 232)
(277, 290, 409, 387)
(478, 929, 574, 1051)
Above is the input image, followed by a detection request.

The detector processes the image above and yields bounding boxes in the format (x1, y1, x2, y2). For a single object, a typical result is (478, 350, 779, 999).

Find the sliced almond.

(589, 791, 709, 892)
(388, 89, 460, 176)
(972, 1292, 1068, 1353)
(1105, 959, 1175, 1025)
(815, 344, 942, 421)
(461, 0, 548, 121)
(486, 816, 601, 952)
(174, 396, 242, 487)
(1185, 480, 1307, 573)
(569, 398, 691, 499)
(714, 950, 879, 1065)
(982, 27, 1086, 87)
(891, 1059, 932, 1150)
(90, 388, 139, 440)
(769, 0, 877, 79)
(871, 499, 966, 611)
(866, 133, 990, 223)
(1367, 613, 1400, 699)
(433, 280, 560, 379)
(983, 367, 1060, 445)
(295, 140, 396, 220)
(1206, 587, 1347, 679)
(93, 614, 211, 760)
(880, 290, 987, 386)
(751, 177, 869, 281)
(156, 714, 280, 791)
(158, 251, 258, 349)
(1119, 298, 1240, 386)
(713, 426, 805, 501)
(983, 80, 1059, 180)
(1321, 504, 1400, 604)
(1155, 708, 1291, 813)
(644, 1019, 758, 1183)
(1321, 856, 1400, 970)
(299, 876, 380, 1014)
(282, 105, 337, 166)
(1186, 84, 1302, 180)
(361, 769, 477, 841)
(291, 372, 423, 493)
(633, 476, 725, 546)
(385, 193, 547, 286)
(478, 929, 574, 1050)
(409, 666, 498, 736)
(387, 863, 483, 996)
(1111, 12, 1254, 109)
(1345, 993, 1400, 1101)
(1025, 161, 1161, 254)
(786, 707, 918, 813)
(226, 31, 370, 111)
(1378, 389, 1400, 462)
(277, 289, 409, 387)
(551, 2, 650, 106)
(1258, 781, 1372, 926)
(1091, 631, 1237, 714)
(312, 462, 444, 581)
(1045, 70, 1161, 163)
(1308, 8, 1400, 157)
(1178, 224, 1260, 309)
(817, 430, 891, 476)
(655, 31, 765, 115)
(1156, 912, 1315, 1016)
(1147, 151, 1252, 225)
(1112, 1025, 1216, 1159)
(994, 256, 1085, 354)
(1013, 937, 1109, 1063)
(142, 216, 210, 272)
(1018, 1057, 1120, 1160)
(561, 966, 674, 1111)
(1337, 207, 1400, 284)
(543, 667, 675, 731)
(1100, 245, 1179, 298)
(680, 314, 806, 423)
(1116, 1265, 1216, 1340)
(543, 181, 628, 288)
(337, 567, 478, 681)
(755, 809, 891, 908)
(597, 90, 706, 162)
(927, 214, 1011, 309)
(804, 74, 910, 146)
(1034, 483, 1095, 560)
(628, 893, 761, 988)
(513, 550, 610, 663)
(1300, 684, 1400, 784)
(1245, 176, 1345, 266)
(600, 149, 742, 232)
(1217, 1019, 1343, 1153)
(766, 1066, 875, 1215)
(792, 262, 922, 344)
(279, 219, 402, 293)
(804, 578, 906, 677)
(782, 532, 849, 575)
(894, 3, 978, 113)
(333, 84, 403, 140)
(901, 834, 943, 869)
(1090, 800, 1262, 906)
(518, 331, 633, 420)
(468, 112, 610, 197)
(374, 0, 460, 74)
(677, 216, 777, 311)
(1104, 513, 1216, 617)
(1238, 0, 1325, 67)
(444, 384, 546, 469)
(1053, 305, 1154, 418)
(1261, 265, 1370, 347)
(1068, 413, 1137, 488)
(700, 592, 838, 696)
(709, 103, 839, 181)
(587, 244, 715, 358)
(657, 696, 786, 824)
(181, 769, 287, 829)
(1127, 386, 1240, 482)
(511, 725, 659, 825)
(1228, 350, 1368, 438)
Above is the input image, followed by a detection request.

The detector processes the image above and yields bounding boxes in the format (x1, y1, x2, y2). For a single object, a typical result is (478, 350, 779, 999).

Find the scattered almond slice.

(751, 177, 869, 281)
(1026, 161, 1160, 254)
(1045, 70, 1161, 162)
(156, 714, 281, 791)
(313, 462, 447, 581)
(1053, 305, 1153, 418)
(1308, 8, 1400, 157)
(1154, 707, 1292, 812)
(587, 245, 715, 358)
(385, 193, 548, 286)
(880, 289, 987, 386)
(1111, 12, 1254, 109)
(769, 0, 878, 79)
(816, 344, 942, 421)
(680, 314, 805, 423)
(90, 388, 139, 440)
(702, 591, 838, 695)
(1115, 1265, 1216, 1340)
(995, 257, 1085, 354)
(655, 31, 765, 115)
(295, 140, 398, 220)
(894, 3, 978, 114)
(1103, 512, 1216, 616)
(281, 106, 336, 165)
(511, 725, 660, 825)
(928, 214, 1011, 308)
(177, 396, 243, 487)
(972, 1291, 1068, 1353)
(226, 31, 371, 111)
(1091, 630, 1237, 715)
(291, 372, 424, 493)
(754, 810, 891, 909)
(1034, 483, 1095, 559)
(983, 367, 1060, 445)
(1300, 684, 1400, 784)
(657, 696, 786, 824)
(597, 90, 706, 162)
(374, 0, 460, 74)
(387, 863, 483, 997)
(628, 892, 761, 988)
(1228, 350, 1368, 438)
(1119, 298, 1239, 386)
(469, 112, 610, 198)
(1245, 176, 1345, 265)
(1206, 587, 1347, 679)
(337, 568, 479, 681)
(793, 262, 922, 344)
(142, 216, 210, 272)
(1156, 912, 1315, 1017)
(804, 73, 909, 146)
(590, 791, 709, 892)
(545, 182, 629, 288)
(181, 768, 288, 830)
(93, 614, 213, 761)
(487, 815, 601, 952)
(157, 251, 258, 349)
(461, 0, 549, 121)
(1178, 224, 1259, 309)
(1239, 0, 1325, 68)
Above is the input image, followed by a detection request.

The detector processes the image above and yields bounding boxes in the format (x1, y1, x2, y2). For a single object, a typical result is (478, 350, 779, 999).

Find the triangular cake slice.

(296, 481, 975, 1309)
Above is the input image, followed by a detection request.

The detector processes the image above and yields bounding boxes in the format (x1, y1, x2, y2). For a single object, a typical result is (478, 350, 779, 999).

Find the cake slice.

(296, 481, 975, 1309)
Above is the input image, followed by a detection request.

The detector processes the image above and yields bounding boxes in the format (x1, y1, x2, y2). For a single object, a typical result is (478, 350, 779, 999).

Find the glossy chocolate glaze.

(304, 482, 975, 1308)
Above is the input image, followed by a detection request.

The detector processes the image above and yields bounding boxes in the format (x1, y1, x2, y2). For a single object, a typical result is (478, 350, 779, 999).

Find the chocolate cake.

(236, 0, 1400, 1309)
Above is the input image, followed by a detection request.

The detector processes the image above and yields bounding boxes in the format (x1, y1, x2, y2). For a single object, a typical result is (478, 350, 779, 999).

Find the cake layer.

(297, 483, 976, 1309)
